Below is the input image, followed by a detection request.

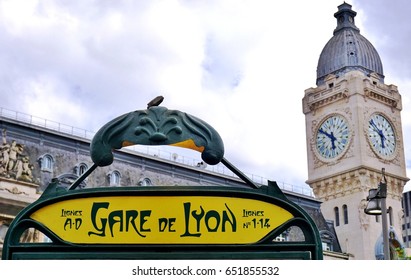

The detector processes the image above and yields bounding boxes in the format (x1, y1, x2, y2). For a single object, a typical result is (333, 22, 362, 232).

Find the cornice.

(307, 166, 408, 201)
(303, 71, 402, 115)
(363, 80, 402, 111)
(303, 76, 348, 114)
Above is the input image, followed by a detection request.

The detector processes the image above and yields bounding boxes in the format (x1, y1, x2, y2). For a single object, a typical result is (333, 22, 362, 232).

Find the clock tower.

(302, 3, 409, 259)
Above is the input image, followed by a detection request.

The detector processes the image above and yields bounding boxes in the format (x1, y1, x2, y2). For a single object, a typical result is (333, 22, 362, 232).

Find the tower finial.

(333, 2, 359, 34)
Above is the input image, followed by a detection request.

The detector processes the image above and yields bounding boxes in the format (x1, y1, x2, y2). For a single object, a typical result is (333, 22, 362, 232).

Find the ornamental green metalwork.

(90, 105, 225, 167)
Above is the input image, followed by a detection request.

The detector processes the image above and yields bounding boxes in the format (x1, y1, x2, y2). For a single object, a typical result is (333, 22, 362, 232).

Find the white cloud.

(0, 0, 409, 190)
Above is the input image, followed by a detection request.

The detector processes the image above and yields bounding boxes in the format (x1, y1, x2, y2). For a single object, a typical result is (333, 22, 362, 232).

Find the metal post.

(380, 168, 390, 260)
(381, 195, 390, 260)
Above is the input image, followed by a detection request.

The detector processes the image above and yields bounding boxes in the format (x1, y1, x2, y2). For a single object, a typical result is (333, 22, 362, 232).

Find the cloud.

(352, 0, 411, 189)
(352, 0, 411, 80)
(1, 0, 408, 191)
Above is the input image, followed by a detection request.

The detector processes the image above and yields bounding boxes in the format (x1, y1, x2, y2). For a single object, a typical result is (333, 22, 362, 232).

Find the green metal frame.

(2, 105, 323, 260)
(3, 183, 323, 260)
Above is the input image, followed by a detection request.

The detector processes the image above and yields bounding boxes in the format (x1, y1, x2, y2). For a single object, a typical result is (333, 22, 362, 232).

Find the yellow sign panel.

(30, 196, 293, 244)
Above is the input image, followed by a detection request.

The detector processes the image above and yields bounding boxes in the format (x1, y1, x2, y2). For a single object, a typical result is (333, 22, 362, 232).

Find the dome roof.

(316, 3, 384, 86)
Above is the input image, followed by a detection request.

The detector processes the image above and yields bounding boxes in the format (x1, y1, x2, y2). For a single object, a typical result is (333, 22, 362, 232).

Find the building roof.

(316, 2, 384, 85)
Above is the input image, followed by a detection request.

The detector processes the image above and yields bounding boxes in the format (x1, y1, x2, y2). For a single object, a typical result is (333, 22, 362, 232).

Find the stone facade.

(303, 70, 408, 259)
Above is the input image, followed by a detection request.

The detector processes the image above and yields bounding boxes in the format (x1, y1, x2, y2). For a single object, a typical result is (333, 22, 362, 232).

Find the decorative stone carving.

(358, 199, 370, 230)
(0, 129, 35, 183)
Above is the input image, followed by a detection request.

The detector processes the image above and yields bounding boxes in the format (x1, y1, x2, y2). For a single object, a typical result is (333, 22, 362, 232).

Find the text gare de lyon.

(83, 201, 238, 238)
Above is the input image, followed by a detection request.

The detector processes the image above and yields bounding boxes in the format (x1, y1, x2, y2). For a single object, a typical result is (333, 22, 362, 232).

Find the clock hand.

(370, 119, 382, 135)
(330, 131, 336, 150)
(318, 128, 331, 138)
(370, 120, 386, 148)
(380, 132, 386, 148)
(319, 128, 337, 150)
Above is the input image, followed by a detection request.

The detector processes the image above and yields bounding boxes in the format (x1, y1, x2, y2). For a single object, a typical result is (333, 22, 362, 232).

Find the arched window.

(388, 206, 393, 226)
(138, 178, 152, 186)
(74, 163, 88, 176)
(39, 154, 54, 172)
(108, 170, 121, 186)
(343, 204, 349, 224)
(334, 207, 340, 227)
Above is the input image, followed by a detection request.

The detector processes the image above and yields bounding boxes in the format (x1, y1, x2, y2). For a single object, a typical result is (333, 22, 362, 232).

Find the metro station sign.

(30, 194, 293, 244)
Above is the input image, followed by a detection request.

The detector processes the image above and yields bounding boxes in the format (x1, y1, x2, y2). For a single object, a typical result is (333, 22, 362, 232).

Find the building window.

(403, 192, 410, 217)
(138, 178, 152, 186)
(320, 230, 335, 252)
(39, 154, 54, 172)
(334, 207, 340, 227)
(274, 233, 287, 242)
(108, 170, 121, 186)
(74, 163, 88, 176)
(388, 207, 393, 226)
(343, 204, 348, 224)
(322, 242, 332, 251)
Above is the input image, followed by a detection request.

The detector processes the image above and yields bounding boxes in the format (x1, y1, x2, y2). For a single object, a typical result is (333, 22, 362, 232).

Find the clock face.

(316, 115, 350, 159)
(368, 113, 396, 158)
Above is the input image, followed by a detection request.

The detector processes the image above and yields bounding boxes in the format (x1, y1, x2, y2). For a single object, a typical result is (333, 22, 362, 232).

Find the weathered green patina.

(90, 106, 224, 167)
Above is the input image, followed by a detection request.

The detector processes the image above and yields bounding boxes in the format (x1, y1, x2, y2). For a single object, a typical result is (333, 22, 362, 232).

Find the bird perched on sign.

(147, 95, 164, 108)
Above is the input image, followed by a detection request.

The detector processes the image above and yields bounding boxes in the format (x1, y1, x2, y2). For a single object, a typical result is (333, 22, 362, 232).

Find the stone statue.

(1, 129, 10, 173)
(0, 129, 34, 182)
(7, 140, 20, 172)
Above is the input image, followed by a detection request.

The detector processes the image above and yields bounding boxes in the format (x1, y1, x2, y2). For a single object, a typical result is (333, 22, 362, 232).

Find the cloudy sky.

(0, 0, 410, 191)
